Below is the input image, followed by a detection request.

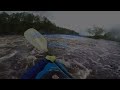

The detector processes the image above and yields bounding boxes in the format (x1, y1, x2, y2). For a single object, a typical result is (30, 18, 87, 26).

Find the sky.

(48, 11, 120, 35)
(1, 11, 120, 35)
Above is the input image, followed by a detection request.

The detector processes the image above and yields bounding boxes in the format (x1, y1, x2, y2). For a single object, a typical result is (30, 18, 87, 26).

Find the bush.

(87, 25, 105, 39)
(104, 28, 120, 42)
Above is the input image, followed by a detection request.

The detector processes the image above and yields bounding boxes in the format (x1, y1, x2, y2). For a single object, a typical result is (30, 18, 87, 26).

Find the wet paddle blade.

(24, 28, 48, 52)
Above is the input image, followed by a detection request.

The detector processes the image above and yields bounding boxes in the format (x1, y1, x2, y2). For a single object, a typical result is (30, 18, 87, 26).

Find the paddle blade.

(24, 28, 48, 52)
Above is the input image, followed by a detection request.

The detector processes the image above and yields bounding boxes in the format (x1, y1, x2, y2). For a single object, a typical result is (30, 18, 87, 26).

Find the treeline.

(86, 25, 120, 42)
(0, 12, 79, 35)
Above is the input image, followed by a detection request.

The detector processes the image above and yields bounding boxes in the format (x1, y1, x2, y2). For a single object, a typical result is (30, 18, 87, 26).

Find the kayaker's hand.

(45, 55, 56, 62)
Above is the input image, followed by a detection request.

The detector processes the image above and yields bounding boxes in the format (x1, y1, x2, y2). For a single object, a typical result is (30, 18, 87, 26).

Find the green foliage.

(87, 25, 105, 39)
(87, 26, 120, 42)
(104, 32, 112, 39)
(0, 12, 79, 35)
(104, 28, 120, 42)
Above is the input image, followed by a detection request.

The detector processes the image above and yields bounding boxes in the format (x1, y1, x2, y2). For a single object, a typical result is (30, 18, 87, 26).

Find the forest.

(0, 12, 79, 35)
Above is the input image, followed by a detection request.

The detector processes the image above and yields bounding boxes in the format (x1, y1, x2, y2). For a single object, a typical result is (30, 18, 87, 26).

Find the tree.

(87, 25, 105, 38)
(0, 12, 79, 35)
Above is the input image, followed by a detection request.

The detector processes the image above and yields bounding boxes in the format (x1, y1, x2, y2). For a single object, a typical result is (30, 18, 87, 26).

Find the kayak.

(21, 58, 72, 79)
(22, 28, 73, 79)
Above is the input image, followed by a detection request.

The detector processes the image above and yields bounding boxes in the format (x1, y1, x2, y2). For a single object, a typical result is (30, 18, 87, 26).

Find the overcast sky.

(48, 11, 120, 34)
(1, 11, 120, 35)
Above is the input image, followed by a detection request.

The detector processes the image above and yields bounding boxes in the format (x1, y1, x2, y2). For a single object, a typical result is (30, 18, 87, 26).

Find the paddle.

(24, 28, 73, 78)
(24, 28, 48, 53)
